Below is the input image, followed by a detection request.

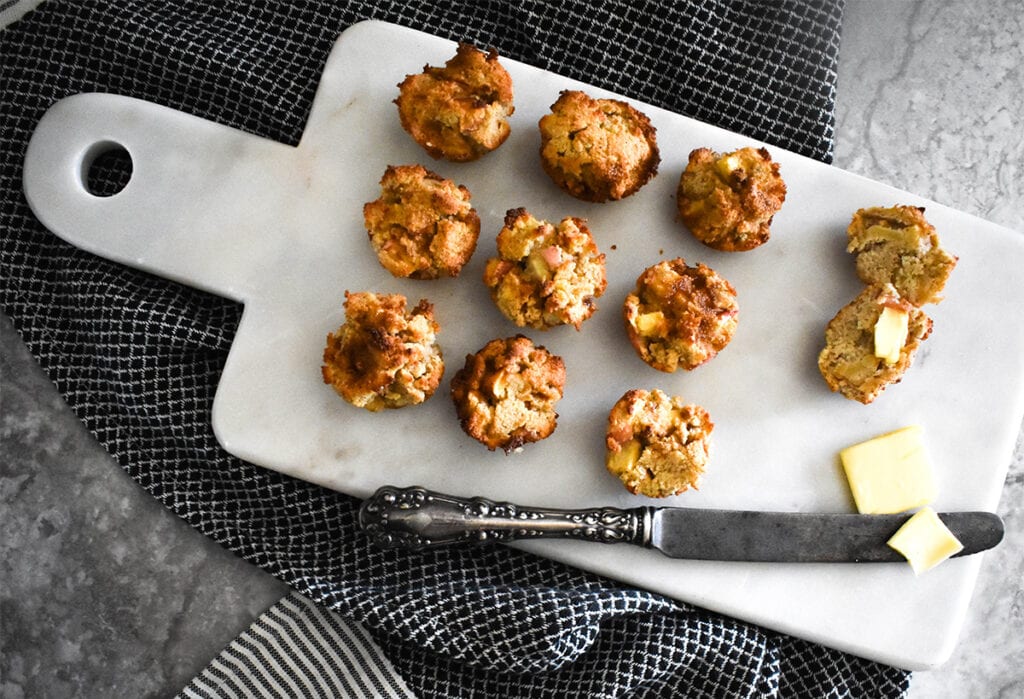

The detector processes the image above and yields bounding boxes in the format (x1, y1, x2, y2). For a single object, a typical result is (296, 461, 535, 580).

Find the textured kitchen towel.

(1, 1, 912, 697)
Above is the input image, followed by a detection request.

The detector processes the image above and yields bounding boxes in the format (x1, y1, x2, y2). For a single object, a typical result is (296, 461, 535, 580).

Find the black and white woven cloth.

(2, 2, 912, 696)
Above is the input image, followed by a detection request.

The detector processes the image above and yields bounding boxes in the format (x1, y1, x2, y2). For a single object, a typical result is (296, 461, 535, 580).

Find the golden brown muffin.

(817, 283, 933, 404)
(363, 164, 480, 279)
(677, 146, 787, 252)
(605, 389, 713, 498)
(538, 90, 660, 202)
(395, 43, 514, 162)
(322, 291, 444, 412)
(623, 258, 739, 372)
(483, 208, 607, 330)
(846, 205, 957, 305)
(449, 335, 565, 453)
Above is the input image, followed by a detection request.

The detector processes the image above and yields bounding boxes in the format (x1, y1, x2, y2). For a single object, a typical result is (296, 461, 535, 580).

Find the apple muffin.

(817, 283, 933, 404)
(363, 164, 480, 279)
(483, 208, 607, 330)
(846, 205, 957, 306)
(538, 90, 660, 202)
(449, 335, 565, 453)
(322, 291, 444, 412)
(605, 389, 713, 498)
(623, 258, 739, 372)
(677, 146, 787, 252)
(395, 43, 514, 162)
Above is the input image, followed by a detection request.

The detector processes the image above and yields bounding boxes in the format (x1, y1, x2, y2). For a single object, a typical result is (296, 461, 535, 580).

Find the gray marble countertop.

(3, 1, 1022, 696)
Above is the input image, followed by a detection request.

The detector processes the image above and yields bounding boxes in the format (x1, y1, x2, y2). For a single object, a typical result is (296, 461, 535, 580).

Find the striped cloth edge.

(176, 593, 416, 699)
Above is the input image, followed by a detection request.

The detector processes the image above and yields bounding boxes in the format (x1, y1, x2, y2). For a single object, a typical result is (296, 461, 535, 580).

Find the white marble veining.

(832, 1, 1024, 696)
(3, 1, 1022, 696)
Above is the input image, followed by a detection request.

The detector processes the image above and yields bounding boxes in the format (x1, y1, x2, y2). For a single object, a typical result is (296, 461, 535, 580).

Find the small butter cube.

(888, 506, 964, 575)
(840, 425, 936, 514)
(874, 306, 909, 364)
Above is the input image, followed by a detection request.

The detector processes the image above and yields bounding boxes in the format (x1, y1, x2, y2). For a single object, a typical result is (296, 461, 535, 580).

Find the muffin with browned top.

(677, 146, 787, 251)
(817, 283, 933, 404)
(605, 389, 713, 498)
(538, 90, 660, 202)
(483, 208, 607, 330)
(363, 164, 480, 279)
(322, 292, 444, 411)
(623, 258, 739, 372)
(449, 335, 565, 453)
(846, 205, 957, 306)
(395, 43, 514, 162)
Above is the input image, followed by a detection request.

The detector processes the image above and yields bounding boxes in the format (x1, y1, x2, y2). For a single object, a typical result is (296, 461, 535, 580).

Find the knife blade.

(359, 485, 1004, 562)
(650, 508, 1002, 562)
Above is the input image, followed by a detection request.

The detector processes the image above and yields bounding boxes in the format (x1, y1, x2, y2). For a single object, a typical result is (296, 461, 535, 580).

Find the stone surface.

(0, 313, 289, 697)
(833, 1, 1024, 696)
(2, 1, 1022, 696)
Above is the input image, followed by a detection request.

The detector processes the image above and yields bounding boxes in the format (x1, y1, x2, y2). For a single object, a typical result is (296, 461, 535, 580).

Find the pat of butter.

(840, 425, 936, 514)
(887, 506, 964, 575)
(874, 306, 909, 364)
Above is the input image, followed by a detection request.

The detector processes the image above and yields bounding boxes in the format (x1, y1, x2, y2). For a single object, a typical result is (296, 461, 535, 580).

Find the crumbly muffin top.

(538, 90, 660, 202)
(483, 208, 607, 330)
(449, 335, 565, 453)
(623, 258, 739, 372)
(817, 283, 933, 404)
(321, 291, 444, 412)
(363, 164, 480, 279)
(846, 205, 957, 305)
(677, 146, 787, 252)
(395, 43, 514, 162)
(605, 389, 713, 498)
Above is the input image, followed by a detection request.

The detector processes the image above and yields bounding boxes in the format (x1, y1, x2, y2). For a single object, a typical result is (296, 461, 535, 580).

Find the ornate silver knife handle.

(359, 485, 652, 551)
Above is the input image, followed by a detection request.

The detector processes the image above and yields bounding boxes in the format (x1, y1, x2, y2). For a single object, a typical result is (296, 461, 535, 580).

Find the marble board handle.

(23, 92, 296, 301)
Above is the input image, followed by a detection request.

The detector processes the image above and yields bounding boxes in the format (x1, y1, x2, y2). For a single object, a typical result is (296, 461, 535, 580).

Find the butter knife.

(358, 485, 1004, 562)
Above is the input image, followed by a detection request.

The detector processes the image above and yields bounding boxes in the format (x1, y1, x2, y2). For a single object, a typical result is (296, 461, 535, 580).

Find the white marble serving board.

(22, 20, 1024, 670)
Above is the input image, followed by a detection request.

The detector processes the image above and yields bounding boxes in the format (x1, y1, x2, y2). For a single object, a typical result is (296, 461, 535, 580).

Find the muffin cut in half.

(846, 204, 957, 306)
(817, 283, 933, 404)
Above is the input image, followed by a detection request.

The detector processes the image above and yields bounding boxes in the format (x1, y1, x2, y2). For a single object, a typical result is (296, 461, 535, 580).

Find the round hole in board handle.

(80, 140, 133, 198)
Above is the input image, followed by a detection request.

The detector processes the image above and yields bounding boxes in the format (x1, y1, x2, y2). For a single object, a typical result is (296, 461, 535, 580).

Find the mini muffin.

(395, 43, 514, 162)
(605, 389, 713, 498)
(483, 208, 607, 330)
(449, 335, 565, 453)
(817, 283, 933, 404)
(538, 90, 660, 202)
(677, 146, 787, 251)
(322, 291, 444, 412)
(363, 164, 480, 279)
(623, 258, 739, 372)
(846, 205, 957, 306)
